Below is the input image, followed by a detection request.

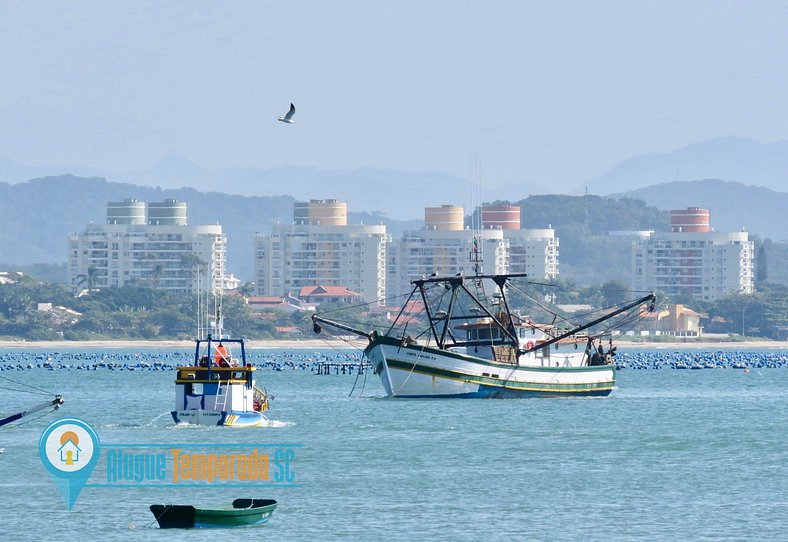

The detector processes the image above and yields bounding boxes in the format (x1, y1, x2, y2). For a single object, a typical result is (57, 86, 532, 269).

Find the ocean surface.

(1, 347, 787, 541)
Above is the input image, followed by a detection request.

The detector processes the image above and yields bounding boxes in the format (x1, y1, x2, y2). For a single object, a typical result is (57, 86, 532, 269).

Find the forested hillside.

(507, 195, 670, 284)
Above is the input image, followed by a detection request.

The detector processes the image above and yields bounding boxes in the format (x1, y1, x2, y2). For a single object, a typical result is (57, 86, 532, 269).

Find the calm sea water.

(1, 348, 787, 541)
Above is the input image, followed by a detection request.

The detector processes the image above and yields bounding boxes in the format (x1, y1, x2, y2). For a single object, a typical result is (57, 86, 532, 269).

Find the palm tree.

(150, 262, 165, 290)
(180, 253, 207, 294)
(76, 266, 99, 294)
(140, 253, 165, 290)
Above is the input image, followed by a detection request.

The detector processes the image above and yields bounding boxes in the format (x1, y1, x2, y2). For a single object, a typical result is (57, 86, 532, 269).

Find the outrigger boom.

(520, 292, 656, 354)
(0, 395, 64, 428)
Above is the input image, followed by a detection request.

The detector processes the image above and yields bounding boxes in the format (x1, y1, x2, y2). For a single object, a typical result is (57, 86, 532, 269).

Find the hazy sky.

(2, 1, 787, 192)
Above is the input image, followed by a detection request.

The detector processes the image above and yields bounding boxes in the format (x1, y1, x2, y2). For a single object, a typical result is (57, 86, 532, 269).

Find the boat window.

(192, 383, 203, 395)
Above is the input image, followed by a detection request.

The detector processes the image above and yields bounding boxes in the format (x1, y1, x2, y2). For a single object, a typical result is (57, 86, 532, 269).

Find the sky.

(1, 1, 787, 194)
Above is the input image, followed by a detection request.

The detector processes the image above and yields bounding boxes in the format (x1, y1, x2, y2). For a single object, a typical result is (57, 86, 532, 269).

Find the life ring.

(525, 340, 535, 349)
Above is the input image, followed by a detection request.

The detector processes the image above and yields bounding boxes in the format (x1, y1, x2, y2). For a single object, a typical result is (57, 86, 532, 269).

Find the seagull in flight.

(278, 103, 296, 124)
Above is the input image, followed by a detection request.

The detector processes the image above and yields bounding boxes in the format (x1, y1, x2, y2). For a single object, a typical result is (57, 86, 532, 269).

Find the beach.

(0, 338, 786, 350)
(0, 338, 370, 349)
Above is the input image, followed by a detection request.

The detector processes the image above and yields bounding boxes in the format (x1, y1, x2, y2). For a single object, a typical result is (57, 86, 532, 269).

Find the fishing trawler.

(312, 272, 655, 398)
(171, 335, 271, 427)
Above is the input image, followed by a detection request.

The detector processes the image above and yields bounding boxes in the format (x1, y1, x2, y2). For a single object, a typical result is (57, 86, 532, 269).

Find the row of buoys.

(0, 350, 785, 372)
(0, 349, 368, 373)
(615, 350, 788, 370)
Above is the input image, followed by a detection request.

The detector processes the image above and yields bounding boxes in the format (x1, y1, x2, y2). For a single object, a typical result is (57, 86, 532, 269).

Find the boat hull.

(365, 337, 615, 398)
(171, 410, 267, 427)
(151, 499, 277, 528)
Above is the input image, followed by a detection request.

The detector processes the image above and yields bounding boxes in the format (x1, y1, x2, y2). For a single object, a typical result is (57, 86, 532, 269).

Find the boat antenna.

(469, 154, 484, 277)
(196, 263, 203, 339)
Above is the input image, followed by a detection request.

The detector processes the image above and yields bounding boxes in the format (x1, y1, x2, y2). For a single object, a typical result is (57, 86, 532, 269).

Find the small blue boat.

(171, 336, 271, 427)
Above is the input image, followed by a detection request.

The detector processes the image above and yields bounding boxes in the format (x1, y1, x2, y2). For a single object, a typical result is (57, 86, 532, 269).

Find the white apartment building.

(254, 199, 387, 304)
(504, 228, 559, 279)
(481, 205, 559, 280)
(386, 205, 509, 300)
(632, 208, 754, 301)
(68, 199, 226, 295)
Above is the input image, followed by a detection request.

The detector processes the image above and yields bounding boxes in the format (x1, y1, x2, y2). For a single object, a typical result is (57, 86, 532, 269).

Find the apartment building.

(386, 205, 509, 299)
(68, 199, 226, 295)
(254, 199, 387, 304)
(632, 207, 754, 301)
(481, 205, 559, 280)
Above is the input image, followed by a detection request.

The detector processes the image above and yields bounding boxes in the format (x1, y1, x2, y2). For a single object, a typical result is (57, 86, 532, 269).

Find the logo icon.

(39, 418, 100, 509)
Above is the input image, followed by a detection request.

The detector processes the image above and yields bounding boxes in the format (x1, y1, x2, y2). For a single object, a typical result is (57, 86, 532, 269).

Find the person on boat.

(215, 343, 229, 367)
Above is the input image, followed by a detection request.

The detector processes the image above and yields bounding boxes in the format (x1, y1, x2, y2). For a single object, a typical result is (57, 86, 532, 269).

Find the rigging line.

(348, 360, 362, 397)
(563, 297, 641, 320)
(591, 309, 648, 338)
(0, 385, 53, 395)
(507, 283, 574, 325)
(348, 350, 371, 398)
(148, 505, 173, 529)
(548, 294, 652, 330)
(317, 291, 414, 316)
(393, 340, 432, 395)
(355, 349, 370, 397)
(0, 374, 56, 396)
(3, 406, 59, 427)
(607, 308, 652, 334)
(587, 309, 639, 335)
(319, 333, 366, 355)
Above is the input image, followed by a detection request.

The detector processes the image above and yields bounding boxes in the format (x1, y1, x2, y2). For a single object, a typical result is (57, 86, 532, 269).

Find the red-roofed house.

(246, 295, 306, 312)
(299, 285, 362, 305)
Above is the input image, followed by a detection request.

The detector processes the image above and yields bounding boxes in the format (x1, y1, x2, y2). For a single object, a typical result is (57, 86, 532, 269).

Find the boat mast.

(469, 155, 484, 278)
(413, 274, 526, 349)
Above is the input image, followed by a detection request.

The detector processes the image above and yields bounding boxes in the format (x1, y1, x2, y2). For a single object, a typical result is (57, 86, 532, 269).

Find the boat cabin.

(174, 337, 264, 415)
(457, 318, 591, 368)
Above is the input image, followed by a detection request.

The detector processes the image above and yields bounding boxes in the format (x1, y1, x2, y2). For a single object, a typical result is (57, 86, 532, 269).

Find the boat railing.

(176, 366, 255, 386)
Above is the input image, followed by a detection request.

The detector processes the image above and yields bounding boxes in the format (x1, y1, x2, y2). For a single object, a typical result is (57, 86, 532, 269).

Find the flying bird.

(278, 103, 296, 124)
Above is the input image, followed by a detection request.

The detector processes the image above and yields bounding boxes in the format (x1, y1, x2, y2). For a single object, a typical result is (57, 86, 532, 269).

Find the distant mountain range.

(610, 180, 788, 241)
(2, 136, 786, 219)
(0, 158, 539, 220)
(584, 136, 788, 195)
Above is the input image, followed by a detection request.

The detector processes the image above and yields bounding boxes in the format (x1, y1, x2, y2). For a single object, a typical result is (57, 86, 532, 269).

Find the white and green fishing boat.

(313, 272, 655, 398)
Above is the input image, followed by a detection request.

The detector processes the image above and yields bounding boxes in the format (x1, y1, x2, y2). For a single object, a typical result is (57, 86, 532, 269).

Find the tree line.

(0, 273, 785, 341)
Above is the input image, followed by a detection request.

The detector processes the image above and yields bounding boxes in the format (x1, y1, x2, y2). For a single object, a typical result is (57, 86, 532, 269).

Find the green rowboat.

(150, 498, 277, 528)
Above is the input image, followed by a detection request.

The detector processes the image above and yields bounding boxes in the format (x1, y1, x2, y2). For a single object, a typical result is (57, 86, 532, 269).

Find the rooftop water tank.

(148, 199, 187, 226)
(425, 205, 465, 231)
(671, 207, 710, 233)
(107, 199, 146, 225)
(481, 205, 521, 230)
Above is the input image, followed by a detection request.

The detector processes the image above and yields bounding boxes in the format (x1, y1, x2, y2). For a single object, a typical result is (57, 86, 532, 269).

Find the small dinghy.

(150, 498, 277, 528)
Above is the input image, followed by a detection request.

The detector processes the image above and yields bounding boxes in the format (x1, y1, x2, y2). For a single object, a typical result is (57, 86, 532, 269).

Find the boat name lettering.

(405, 352, 437, 361)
